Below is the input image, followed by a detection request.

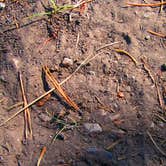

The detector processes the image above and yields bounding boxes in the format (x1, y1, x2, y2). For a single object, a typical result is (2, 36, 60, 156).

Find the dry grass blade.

(43, 66, 79, 111)
(37, 146, 47, 166)
(126, 2, 166, 7)
(114, 49, 138, 65)
(19, 72, 32, 139)
(147, 30, 166, 38)
(147, 131, 166, 157)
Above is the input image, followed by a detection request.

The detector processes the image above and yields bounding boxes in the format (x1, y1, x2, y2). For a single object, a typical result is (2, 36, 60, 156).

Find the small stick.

(114, 49, 138, 65)
(147, 30, 166, 38)
(0, 42, 119, 126)
(126, 2, 166, 7)
(37, 146, 47, 166)
(147, 131, 166, 157)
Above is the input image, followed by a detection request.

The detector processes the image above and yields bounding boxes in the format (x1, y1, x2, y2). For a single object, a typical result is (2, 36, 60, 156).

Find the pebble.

(145, 35, 151, 40)
(83, 123, 102, 133)
(62, 57, 73, 67)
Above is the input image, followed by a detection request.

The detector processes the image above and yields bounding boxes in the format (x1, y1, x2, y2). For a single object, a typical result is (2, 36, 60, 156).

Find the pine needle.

(37, 146, 47, 166)
(126, 2, 166, 7)
(43, 66, 80, 111)
(114, 49, 138, 65)
(19, 72, 33, 139)
(147, 30, 166, 38)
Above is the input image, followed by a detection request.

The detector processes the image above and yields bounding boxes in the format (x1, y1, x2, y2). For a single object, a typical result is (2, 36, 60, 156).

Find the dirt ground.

(0, 0, 166, 165)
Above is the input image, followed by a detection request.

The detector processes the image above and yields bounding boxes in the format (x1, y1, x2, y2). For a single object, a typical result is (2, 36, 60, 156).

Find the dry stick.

(0, 41, 119, 126)
(126, 2, 166, 7)
(19, 72, 33, 138)
(147, 131, 166, 157)
(147, 30, 166, 38)
(114, 49, 138, 65)
(43, 66, 79, 111)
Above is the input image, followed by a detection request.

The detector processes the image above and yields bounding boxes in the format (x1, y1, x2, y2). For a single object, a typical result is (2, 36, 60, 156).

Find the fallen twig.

(147, 131, 166, 157)
(147, 30, 166, 38)
(114, 49, 138, 65)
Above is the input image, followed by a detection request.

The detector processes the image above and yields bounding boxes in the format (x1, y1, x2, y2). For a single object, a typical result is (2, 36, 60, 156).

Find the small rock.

(38, 113, 52, 122)
(145, 35, 150, 40)
(62, 57, 73, 67)
(83, 123, 102, 133)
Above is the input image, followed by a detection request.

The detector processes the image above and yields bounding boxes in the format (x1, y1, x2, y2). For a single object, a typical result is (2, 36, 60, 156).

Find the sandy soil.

(0, 0, 166, 165)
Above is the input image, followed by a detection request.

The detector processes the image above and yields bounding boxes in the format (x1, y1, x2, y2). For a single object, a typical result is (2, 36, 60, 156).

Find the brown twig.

(7, 102, 23, 111)
(147, 131, 166, 157)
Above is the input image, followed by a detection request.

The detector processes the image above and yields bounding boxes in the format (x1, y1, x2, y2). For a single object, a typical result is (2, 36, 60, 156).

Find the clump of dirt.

(0, 0, 166, 166)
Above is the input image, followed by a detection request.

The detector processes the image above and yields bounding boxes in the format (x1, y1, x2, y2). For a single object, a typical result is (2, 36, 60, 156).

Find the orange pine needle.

(147, 30, 166, 38)
(126, 2, 166, 7)
(37, 146, 47, 166)
(43, 66, 79, 111)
